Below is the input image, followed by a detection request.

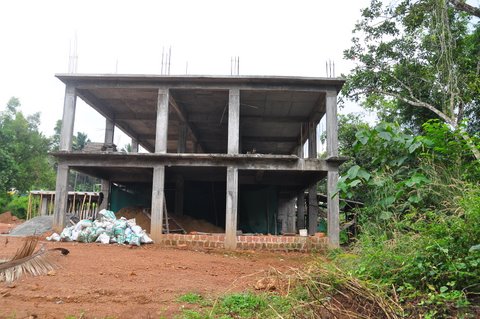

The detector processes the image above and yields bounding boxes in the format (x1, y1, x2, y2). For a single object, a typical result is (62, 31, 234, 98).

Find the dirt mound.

(116, 206, 151, 233)
(115, 207, 224, 234)
(0, 211, 22, 224)
(169, 213, 224, 234)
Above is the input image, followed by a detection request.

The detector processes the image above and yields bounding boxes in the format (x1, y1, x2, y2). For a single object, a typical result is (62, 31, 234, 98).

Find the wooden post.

(326, 90, 340, 247)
(225, 88, 240, 249)
(225, 167, 238, 249)
(308, 121, 319, 235)
(53, 163, 69, 232)
(151, 165, 165, 242)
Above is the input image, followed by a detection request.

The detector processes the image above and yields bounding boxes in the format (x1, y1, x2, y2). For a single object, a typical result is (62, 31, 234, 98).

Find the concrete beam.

(59, 85, 77, 151)
(155, 88, 169, 153)
(53, 163, 69, 232)
(151, 165, 165, 242)
(225, 167, 238, 249)
(228, 89, 240, 154)
(52, 152, 343, 171)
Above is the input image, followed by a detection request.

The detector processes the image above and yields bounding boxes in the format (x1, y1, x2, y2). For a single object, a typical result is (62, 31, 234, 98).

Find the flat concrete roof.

(57, 74, 345, 154)
(56, 74, 345, 91)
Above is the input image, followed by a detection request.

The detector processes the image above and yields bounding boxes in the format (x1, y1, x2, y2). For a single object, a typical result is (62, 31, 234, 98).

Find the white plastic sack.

(131, 225, 143, 236)
(140, 233, 154, 244)
(127, 218, 137, 228)
(98, 209, 116, 221)
(46, 233, 61, 242)
(96, 233, 110, 244)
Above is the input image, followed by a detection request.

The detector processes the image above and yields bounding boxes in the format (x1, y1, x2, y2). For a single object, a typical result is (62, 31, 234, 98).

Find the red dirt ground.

(0, 236, 311, 319)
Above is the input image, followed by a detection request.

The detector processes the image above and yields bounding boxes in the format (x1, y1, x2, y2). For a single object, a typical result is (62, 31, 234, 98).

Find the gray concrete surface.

(9, 216, 53, 236)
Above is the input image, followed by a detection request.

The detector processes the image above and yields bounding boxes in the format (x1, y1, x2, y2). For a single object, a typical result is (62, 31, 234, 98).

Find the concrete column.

(297, 145, 306, 230)
(327, 169, 340, 247)
(225, 88, 240, 249)
(174, 175, 184, 216)
(131, 138, 139, 153)
(104, 118, 115, 145)
(326, 90, 340, 247)
(99, 180, 110, 211)
(155, 88, 169, 153)
(151, 165, 165, 242)
(53, 163, 69, 232)
(297, 191, 306, 230)
(228, 88, 240, 154)
(286, 197, 296, 233)
(308, 121, 319, 235)
(40, 197, 48, 216)
(59, 85, 77, 151)
(225, 167, 238, 249)
(177, 123, 187, 153)
(326, 90, 339, 157)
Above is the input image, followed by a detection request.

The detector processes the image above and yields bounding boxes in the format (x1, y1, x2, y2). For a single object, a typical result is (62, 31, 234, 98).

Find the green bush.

(4, 194, 29, 219)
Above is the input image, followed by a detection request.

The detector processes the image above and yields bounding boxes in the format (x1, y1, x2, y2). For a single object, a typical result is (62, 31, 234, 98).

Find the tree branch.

(376, 90, 455, 125)
(448, 0, 480, 18)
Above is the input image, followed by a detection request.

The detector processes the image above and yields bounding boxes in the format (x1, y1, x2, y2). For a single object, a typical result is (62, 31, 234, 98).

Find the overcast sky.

(0, 0, 374, 147)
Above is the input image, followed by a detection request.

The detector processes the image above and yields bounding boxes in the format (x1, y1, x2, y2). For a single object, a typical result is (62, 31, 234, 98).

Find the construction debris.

(47, 209, 153, 246)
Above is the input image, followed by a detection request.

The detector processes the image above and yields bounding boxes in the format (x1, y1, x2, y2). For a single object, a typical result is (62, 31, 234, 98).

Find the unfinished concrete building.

(52, 74, 345, 249)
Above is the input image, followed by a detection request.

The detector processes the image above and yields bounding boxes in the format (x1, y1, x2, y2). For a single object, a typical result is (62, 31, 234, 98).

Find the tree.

(0, 97, 55, 192)
(343, 0, 480, 160)
(51, 119, 90, 151)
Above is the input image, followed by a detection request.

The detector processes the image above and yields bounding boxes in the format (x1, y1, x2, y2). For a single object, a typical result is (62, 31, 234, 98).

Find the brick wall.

(160, 234, 328, 252)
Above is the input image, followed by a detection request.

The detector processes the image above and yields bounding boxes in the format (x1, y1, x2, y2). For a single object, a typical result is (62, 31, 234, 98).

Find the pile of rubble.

(47, 209, 153, 246)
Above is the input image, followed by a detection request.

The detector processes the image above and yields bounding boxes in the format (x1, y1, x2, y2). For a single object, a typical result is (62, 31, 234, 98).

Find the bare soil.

(0, 236, 311, 319)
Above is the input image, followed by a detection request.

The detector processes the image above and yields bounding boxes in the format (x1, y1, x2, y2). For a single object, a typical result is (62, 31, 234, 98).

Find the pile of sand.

(116, 207, 152, 233)
(0, 211, 24, 234)
(115, 207, 224, 234)
(0, 211, 22, 224)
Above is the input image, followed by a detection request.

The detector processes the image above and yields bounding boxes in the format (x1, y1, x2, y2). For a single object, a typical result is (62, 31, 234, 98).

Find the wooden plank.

(225, 166, 238, 249)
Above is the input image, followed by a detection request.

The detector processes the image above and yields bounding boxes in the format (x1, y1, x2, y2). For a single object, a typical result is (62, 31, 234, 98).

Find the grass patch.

(178, 293, 204, 304)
